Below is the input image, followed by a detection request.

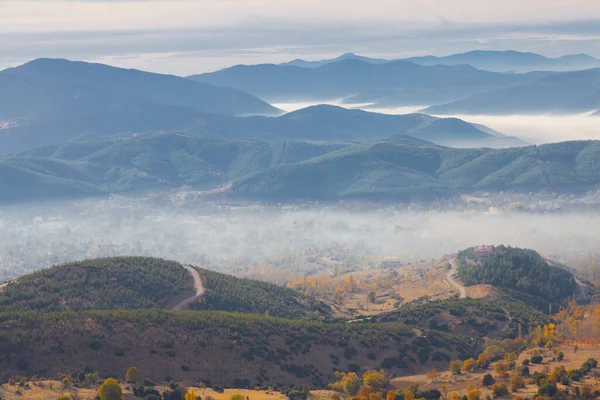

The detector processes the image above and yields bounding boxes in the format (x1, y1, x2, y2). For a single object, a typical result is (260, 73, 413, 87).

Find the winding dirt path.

(446, 259, 467, 299)
(171, 265, 205, 311)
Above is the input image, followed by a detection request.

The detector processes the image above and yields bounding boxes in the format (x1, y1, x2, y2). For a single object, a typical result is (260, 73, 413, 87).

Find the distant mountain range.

(182, 105, 525, 148)
(424, 68, 600, 115)
(188, 59, 551, 106)
(229, 138, 600, 201)
(3, 134, 600, 204)
(280, 51, 600, 73)
(0, 59, 281, 154)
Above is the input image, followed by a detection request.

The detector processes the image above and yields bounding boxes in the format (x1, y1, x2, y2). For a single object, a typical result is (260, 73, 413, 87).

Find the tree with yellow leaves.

(476, 353, 488, 367)
(461, 358, 476, 373)
(494, 361, 509, 379)
(466, 389, 481, 400)
(426, 367, 438, 383)
(362, 369, 390, 391)
(449, 360, 462, 375)
(330, 372, 362, 395)
(185, 389, 199, 400)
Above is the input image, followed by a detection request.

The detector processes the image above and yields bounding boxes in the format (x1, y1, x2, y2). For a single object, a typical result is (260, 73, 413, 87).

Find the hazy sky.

(2, 0, 600, 74)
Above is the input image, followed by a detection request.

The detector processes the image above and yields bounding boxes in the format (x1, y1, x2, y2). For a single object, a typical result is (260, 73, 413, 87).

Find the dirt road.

(171, 265, 205, 311)
(446, 259, 467, 299)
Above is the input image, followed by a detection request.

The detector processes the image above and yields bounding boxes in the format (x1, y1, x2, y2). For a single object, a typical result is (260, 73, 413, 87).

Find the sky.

(1, 0, 600, 75)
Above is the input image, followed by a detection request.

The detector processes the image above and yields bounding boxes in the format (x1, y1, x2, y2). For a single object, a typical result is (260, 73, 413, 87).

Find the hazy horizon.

(1, 0, 600, 74)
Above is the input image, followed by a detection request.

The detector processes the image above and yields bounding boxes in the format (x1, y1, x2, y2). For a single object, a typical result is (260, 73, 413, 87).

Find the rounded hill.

(0, 257, 193, 312)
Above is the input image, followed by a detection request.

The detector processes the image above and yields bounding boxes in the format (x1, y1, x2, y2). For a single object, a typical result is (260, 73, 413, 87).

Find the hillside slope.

(0, 310, 478, 386)
(0, 59, 280, 154)
(424, 68, 600, 115)
(190, 267, 331, 319)
(0, 134, 350, 202)
(0, 257, 193, 312)
(5, 137, 600, 204)
(229, 139, 600, 201)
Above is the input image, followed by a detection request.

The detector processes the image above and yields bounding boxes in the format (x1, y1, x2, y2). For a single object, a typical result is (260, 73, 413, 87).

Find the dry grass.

(0, 383, 292, 400)
(391, 345, 600, 399)
(0, 380, 131, 400)
(335, 261, 459, 318)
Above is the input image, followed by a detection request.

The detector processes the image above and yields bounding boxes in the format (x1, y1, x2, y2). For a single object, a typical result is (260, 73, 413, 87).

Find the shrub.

(491, 383, 508, 397)
(517, 365, 529, 377)
(530, 355, 543, 364)
(125, 366, 141, 383)
(482, 374, 494, 386)
(99, 378, 123, 400)
(537, 380, 557, 397)
(509, 375, 525, 392)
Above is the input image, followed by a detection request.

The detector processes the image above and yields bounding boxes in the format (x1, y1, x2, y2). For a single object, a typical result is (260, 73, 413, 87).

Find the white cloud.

(2, 0, 600, 33)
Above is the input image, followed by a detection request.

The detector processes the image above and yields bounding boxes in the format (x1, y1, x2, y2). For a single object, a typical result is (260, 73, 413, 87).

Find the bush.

(99, 378, 123, 400)
(537, 381, 557, 397)
(517, 365, 529, 377)
(521, 360, 529, 366)
(491, 383, 508, 397)
(556, 351, 564, 361)
(125, 366, 141, 383)
(509, 375, 525, 392)
(530, 355, 543, 364)
(482, 374, 494, 386)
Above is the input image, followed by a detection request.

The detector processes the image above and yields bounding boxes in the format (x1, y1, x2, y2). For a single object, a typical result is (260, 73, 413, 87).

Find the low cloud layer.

(1, 194, 600, 281)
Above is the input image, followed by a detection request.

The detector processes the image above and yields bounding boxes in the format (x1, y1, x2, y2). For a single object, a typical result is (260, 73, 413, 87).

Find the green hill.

(229, 139, 600, 201)
(0, 257, 193, 312)
(0, 309, 479, 386)
(5, 137, 600, 203)
(373, 297, 549, 339)
(456, 246, 577, 303)
(190, 268, 331, 319)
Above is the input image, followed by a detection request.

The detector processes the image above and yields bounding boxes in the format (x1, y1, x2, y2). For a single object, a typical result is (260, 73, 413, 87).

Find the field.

(0, 383, 316, 400)
(326, 260, 466, 318)
(391, 345, 600, 399)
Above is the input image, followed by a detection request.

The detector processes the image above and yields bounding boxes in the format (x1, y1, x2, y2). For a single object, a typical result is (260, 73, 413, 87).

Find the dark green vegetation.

(281, 51, 600, 73)
(0, 58, 280, 154)
(456, 246, 577, 303)
(372, 297, 548, 339)
(230, 138, 600, 201)
(0, 309, 478, 386)
(0, 257, 192, 312)
(190, 268, 331, 319)
(188, 59, 551, 107)
(425, 68, 600, 115)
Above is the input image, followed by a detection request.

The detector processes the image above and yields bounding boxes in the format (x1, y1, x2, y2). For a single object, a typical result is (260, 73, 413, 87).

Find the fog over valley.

(2, 194, 600, 283)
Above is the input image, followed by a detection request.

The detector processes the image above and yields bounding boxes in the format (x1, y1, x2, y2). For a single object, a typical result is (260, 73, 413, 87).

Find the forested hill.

(0, 257, 193, 312)
(455, 246, 576, 303)
(0, 257, 332, 319)
(228, 139, 600, 201)
(190, 267, 332, 319)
